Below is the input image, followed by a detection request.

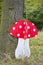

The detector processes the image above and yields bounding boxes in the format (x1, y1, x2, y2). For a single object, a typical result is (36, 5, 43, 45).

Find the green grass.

(0, 31, 43, 65)
(30, 31, 43, 45)
(0, 2, 3, 7)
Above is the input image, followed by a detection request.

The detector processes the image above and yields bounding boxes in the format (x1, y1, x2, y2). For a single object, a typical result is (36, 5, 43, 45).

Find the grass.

(0, 31, 43, 65)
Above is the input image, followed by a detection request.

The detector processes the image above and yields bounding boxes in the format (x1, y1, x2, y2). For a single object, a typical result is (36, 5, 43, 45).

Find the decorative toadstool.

(10, 20, 38, 59)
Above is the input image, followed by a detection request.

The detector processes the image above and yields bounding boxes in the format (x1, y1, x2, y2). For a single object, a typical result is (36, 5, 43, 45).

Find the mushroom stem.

(24, 39, 30, 57)
(15, 38, 30, 59)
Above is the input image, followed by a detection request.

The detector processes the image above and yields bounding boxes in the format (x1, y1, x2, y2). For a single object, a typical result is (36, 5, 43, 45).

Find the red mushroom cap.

(10, 20, 38, 39)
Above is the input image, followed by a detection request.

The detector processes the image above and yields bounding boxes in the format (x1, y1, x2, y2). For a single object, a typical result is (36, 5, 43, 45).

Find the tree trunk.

(0, 0, 24, 57)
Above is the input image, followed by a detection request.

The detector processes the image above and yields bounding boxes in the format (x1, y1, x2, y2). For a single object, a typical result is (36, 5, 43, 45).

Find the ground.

(0, 31, 43, 65)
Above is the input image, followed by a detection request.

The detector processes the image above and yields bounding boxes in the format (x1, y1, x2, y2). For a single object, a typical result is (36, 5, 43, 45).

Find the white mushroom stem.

(15, 38, 30, 59)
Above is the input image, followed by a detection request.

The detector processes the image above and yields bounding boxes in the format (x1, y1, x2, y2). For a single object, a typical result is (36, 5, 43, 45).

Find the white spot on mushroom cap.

(15, 22, 18, 24)
(33, 29, 36, 32)
(10, 33, 13, 35)
(17, 33, 20, 37)
(32, 23, 34, 25)
(35, 35, 37, 37)
(24, 22, 26, 24)
(28, 34, 30, 37)
(27, 26, 30, 29)
(23, 31, 25, 33)
(13, 27, 15, 30)
(19, 25, 22, 29)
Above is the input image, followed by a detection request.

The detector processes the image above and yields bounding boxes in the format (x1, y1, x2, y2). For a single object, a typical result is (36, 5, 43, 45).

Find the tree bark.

(0, 0, 24, 57)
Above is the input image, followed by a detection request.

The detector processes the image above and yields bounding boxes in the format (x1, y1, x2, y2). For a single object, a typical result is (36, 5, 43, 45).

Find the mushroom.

(10, 20, 38, 59)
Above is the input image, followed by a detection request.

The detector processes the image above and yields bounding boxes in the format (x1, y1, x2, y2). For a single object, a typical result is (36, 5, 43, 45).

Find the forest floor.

(0, 31, 43, 65)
